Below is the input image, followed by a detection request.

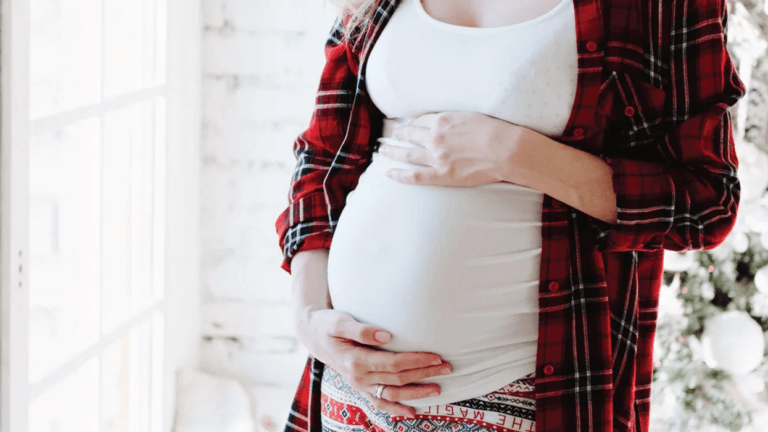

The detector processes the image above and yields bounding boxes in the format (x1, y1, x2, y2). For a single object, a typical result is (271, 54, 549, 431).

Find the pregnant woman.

(276, 0, 746, 431)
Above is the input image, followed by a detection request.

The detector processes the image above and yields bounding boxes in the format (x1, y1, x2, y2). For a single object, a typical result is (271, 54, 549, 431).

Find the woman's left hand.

(377, 111, 527, 187)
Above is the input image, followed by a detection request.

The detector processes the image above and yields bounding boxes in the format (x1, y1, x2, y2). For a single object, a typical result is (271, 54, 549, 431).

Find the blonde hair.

(327, 0, 379, 44)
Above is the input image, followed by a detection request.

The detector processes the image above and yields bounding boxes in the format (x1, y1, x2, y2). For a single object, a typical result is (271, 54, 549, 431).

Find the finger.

(386, 167, 439, 185)
(366, 362, 453, 386)
(377, 142, 432, 166)
(393, 123, 432, 147)
(329, 314, 391, 346)
(364, 350, 445, 373)
(360, 390, 416, 418)
(376, 383, 441, 402)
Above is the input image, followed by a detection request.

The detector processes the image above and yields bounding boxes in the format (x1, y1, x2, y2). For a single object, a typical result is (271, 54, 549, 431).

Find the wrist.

(294, 305, 327, 352)
(295, 304, 324, 327)
(495, 123, 529, 184)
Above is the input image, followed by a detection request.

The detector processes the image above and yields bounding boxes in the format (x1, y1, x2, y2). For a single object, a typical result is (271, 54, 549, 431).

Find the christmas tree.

(649, 1, 768, 430)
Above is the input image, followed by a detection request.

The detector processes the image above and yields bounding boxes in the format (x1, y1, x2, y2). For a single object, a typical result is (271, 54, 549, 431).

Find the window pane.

(30, 0, 101, 119)
(153, 97, 166, 302)
(101, 320, 155, 432)
(29, 118, 101, 383)
(151, 312, 165, 432)
(101, 100, 162, 333)
(156, 0, 167, 84)
(29, 357, 99, 432)
(103, 0, 166, 97)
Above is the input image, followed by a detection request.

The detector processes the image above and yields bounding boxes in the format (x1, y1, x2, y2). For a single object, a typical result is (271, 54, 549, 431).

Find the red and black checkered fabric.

(276, 1, 747, 431)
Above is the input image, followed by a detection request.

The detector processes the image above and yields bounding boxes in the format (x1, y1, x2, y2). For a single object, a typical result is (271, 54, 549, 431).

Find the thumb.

(337, 315, 391, 346)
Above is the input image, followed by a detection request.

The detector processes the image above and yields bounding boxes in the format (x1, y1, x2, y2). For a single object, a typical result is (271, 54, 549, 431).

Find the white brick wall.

(201, 1, 339, 430)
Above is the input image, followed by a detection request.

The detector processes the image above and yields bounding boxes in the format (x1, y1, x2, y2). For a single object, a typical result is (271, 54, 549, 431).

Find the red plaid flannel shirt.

(275, 0, 746, 431)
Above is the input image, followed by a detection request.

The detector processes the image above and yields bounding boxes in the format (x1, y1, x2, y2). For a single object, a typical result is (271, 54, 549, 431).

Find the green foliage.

(651, 236, 768, 431)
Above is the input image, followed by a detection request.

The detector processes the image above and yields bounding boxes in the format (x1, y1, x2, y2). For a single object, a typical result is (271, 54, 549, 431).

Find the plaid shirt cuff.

(585, 156, 675, 252)
(279, 226, 334, 275)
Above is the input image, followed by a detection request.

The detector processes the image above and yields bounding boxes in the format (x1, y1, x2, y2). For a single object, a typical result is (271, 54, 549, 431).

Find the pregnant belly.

(327, 124, 544, 376)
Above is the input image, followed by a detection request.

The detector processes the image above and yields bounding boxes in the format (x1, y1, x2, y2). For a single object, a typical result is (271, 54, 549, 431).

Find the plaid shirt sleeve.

(586, 0, 746, 253)
(274, 15, 364, 274)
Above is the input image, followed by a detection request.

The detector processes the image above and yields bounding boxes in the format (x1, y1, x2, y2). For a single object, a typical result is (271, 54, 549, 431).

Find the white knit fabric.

(327, 0, 578, 407)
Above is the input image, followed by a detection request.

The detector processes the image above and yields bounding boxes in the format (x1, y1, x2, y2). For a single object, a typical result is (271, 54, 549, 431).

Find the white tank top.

(326, 0, 578, 407)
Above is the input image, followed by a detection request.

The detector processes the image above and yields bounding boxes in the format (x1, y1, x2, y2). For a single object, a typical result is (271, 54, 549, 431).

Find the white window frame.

(0, 1, 201, 431)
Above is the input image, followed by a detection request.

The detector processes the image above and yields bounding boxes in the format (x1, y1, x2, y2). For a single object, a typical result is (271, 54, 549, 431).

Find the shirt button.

(586, 41, 597, 52)
(548, 281, 560, 292)
(624, 106, 635, 117)
(543, 365, 555, 376)
(573, 127, 584, 138)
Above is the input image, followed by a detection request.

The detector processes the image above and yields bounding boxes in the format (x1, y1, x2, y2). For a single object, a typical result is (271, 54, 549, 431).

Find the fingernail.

(430, 358, 443, 366)
(427, 390, 439, 397)
(375, 331, 391, 343)
(440, 365, 452, 375)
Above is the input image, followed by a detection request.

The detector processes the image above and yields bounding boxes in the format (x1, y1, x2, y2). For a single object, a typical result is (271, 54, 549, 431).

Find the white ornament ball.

(663, 250, 696, 272)
(745, 204, 768, 233)
(729, 231, 750, 253)
(750, 291, 768, 317)
(755, 265, 768, 294)
(733, 372, 766, 394)
(701, 310, 765, 374)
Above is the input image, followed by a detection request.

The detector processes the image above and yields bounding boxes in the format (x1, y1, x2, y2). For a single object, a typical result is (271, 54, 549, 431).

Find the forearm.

(504, 128, 618, 225)
(291, 248, 333, 328)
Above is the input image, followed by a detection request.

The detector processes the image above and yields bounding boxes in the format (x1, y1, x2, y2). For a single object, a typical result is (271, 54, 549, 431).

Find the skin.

(381, 111, 618, 224)
(293, 250, 453, 419)
(420, 0, 568, 28)
(293, 0, 619, 420)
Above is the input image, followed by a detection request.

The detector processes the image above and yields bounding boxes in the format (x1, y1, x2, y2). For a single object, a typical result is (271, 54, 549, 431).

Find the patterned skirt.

(320, 366, 536, 432)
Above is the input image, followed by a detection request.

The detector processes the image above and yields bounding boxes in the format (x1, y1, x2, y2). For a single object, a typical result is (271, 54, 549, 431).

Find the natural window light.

(2, 1, 200, 431)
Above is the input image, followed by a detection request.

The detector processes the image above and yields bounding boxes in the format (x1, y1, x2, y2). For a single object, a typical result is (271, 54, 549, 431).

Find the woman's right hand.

(296, 307, 453, 418)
